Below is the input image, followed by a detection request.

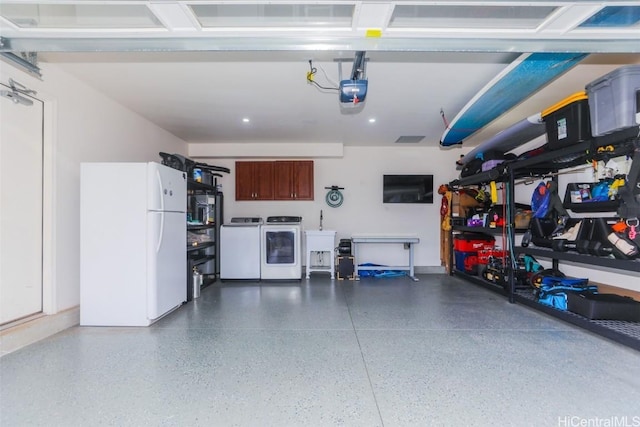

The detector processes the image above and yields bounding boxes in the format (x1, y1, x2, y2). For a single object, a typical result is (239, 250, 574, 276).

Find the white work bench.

(351, 234, 420, 282)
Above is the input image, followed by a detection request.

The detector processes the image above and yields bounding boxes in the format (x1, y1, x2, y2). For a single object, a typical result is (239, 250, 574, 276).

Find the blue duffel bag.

(537, 277, 597, 311)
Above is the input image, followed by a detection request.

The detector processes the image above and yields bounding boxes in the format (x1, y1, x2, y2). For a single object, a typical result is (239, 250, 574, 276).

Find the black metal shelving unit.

(450, 226, 526, 299)
(187, 180, 217, 192)
(187, 224, 216, 231)
(187, 241, 216, 251)
(186, 179, 224, 301)
(514, 289, 640, 351)
(158, 155, 230, 302)
(453, 226, 528, 234)
(517, 247, 640, 272)
(448, 125, 640, 351)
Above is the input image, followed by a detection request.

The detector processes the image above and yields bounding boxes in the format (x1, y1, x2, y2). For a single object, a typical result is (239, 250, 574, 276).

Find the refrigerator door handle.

(154, 168, 165, 212)
(156, 211, 164, 253)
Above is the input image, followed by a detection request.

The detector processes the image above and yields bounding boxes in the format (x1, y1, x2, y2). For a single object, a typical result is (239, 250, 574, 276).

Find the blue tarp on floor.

(358, 263, 407, 278)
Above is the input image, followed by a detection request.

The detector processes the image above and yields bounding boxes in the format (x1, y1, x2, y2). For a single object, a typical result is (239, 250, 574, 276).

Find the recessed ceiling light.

(368, 118, 376, 123)
(242, 118, 250, 123)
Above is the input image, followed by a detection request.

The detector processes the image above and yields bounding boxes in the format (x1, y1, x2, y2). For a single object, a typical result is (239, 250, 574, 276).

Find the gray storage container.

(585, 65, 640, 136)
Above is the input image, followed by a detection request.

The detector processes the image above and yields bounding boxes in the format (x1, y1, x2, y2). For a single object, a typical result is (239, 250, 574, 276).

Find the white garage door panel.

(0, 86, 43, 324)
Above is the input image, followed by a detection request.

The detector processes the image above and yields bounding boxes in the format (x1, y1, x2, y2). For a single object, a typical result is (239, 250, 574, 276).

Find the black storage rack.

(186, 178, 224, 301)
(448, 125, 640, 351)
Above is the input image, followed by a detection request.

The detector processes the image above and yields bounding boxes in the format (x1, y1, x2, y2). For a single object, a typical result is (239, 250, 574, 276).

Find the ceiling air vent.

(395, 136, 425, 144)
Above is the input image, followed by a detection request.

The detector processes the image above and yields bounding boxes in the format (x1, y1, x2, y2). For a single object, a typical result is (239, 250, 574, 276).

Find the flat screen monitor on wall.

(383, 174, 434, 204)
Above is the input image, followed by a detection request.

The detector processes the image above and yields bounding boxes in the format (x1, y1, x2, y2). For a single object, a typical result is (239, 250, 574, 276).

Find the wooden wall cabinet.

(235, 160, 313, 201)
(235, 161, 274, 200)
(274, 160, 314, 201)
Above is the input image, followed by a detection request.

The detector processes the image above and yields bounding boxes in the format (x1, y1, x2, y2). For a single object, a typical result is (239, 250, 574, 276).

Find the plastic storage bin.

(454, 250, 479, 275)
(563, 182, 620, 213)
(453, 233, 495, 252)
(585, 65, 640, 136)
(567, 292, 640, 321)
(542, 91, 591, 150)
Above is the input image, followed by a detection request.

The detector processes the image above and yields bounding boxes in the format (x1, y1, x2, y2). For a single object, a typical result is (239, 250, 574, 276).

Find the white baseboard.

(0, 306, 79, 357)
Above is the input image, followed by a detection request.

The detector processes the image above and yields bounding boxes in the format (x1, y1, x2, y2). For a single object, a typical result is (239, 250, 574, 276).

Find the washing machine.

(260, 216, 302, 280)
(220, 217, 263, 280)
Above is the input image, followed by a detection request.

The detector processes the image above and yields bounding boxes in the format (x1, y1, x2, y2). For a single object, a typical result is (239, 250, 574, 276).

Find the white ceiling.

(34, 51, 640, 148)
(2, 1, 640, 148)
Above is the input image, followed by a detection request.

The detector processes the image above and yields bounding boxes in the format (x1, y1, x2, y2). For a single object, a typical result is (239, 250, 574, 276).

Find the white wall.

(1, 60, 187, 314)
(196, 145, 462, 268)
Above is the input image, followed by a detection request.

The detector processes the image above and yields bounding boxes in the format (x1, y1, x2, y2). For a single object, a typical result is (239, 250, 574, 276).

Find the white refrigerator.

(80, 162, 187, 326)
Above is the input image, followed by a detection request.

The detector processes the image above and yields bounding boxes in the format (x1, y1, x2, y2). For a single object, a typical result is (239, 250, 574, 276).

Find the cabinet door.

(235, 161, 255, 200)
(273, 161, 294, 200)
(293, 160, 314, 200)
(254, 161, 274, 200)
(273, 161, 314, 200)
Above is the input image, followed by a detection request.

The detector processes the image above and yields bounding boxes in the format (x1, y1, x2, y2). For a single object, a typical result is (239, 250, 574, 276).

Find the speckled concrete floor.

(1, 274, 640, 426)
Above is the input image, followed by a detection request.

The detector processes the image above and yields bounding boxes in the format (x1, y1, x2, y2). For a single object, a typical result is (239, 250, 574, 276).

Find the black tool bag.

(460, 151, 515, 178)
(460, 158, 483, 178)
(337, 239, 352, 255)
